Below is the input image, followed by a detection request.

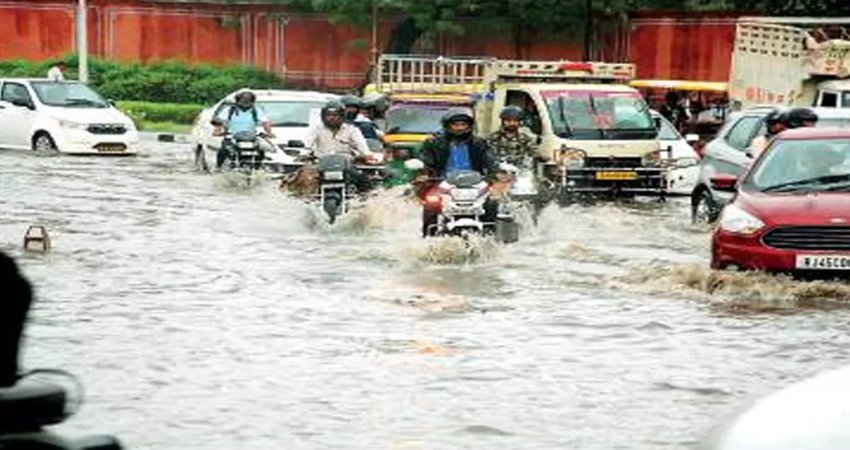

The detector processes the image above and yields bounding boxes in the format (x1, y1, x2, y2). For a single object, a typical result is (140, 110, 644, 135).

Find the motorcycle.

(220, 130, 266, 178)
(282, 153, 385, 224)
(413, 161, 518, 243)
(0, 369, 122, 449)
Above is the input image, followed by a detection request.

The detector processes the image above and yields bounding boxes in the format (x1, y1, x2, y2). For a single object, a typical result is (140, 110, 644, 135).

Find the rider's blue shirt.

(446, 141, 472, 175)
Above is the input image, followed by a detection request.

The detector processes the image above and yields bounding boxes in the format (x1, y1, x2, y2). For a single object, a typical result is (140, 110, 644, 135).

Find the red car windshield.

(746, 139, 850, 192)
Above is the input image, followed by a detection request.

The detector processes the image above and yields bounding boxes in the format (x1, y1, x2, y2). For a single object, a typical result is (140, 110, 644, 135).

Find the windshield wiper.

(762, 173, 850, 192)
(66, 98, 104, 107)
(273, 121, 309, 127)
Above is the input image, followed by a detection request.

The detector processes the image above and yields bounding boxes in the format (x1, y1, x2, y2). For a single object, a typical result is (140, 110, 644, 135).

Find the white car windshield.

(544, 90, 655, 140)
(259, 101, 325, 127)
(746, 138, 850, 192)
(31, 81, 109, 108)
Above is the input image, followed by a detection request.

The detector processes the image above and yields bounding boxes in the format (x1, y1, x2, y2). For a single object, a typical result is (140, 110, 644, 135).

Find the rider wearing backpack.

(213, 90, 276, 169)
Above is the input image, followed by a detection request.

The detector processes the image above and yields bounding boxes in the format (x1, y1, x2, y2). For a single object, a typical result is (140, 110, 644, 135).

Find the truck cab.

(373, 55, 666, 201)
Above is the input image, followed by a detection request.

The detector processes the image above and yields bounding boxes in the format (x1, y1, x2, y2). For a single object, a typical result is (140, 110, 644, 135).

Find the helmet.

(321, 100, 345, 129)
(235, 90, 256, 107)
(499, 105, 524, 120)
(340, 95, 362, 120)
(441, 108, 474, 139)
(783, 107, 819, 129)
(362, 93, 388, 112)
(764, 107, 787, 135)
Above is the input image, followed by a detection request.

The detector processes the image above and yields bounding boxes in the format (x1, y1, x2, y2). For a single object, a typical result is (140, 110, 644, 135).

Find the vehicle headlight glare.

(719, 204, 765, 235)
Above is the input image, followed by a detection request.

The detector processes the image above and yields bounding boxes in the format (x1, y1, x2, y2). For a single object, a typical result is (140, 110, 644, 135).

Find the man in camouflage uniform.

(488, 105, 538, 167)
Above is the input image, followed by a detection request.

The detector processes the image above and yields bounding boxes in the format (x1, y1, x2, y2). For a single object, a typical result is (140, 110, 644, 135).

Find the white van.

(0, 79, 138, 155)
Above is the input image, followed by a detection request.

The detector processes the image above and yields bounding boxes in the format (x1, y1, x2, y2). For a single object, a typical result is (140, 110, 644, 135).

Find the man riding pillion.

(213, 90, 275, 169)
(304, 100, 382, 192)
(416, 109, 500, 237)
(488, 105, 538, 165)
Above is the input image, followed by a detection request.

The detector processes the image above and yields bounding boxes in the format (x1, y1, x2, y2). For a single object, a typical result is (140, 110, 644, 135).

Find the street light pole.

(583, 0, 593, 61)
(77, 0, 89, 83)
(369, 0, 379, 79)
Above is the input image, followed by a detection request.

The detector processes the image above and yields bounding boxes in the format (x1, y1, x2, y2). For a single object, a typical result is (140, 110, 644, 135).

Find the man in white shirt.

(305, 100, 382, 192)
(47, 62, 65, 81)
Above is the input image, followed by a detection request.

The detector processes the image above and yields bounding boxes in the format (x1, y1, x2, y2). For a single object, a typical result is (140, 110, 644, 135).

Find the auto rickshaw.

(630, 79, 729, 156)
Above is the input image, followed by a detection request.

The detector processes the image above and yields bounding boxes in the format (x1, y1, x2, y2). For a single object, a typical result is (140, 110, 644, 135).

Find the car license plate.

(96, 144, 126, 153)
(324, 171, 344, 181)
(595, 171, 638, 181)
(795, 255, 850, 270)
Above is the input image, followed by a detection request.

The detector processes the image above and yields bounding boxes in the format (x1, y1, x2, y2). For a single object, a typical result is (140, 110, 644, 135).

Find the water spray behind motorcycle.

(0, 368, 123, 449)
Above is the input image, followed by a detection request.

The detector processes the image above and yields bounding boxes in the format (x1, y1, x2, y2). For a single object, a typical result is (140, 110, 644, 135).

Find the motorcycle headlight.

(719, 204, 765, 235)
(57, 119, 87, 130)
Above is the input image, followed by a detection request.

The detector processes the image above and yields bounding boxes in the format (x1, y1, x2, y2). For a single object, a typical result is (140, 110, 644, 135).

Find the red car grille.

(762, 226, 850, 251)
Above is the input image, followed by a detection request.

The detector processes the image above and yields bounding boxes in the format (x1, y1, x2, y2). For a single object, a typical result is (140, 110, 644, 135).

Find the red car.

(711, 128, 850, 277)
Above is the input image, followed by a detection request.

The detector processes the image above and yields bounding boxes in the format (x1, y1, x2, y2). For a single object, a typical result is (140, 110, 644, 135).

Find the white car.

(192, 89, 338, 171)
(652, 110, 701, 196)
(0, 78, 138, 155)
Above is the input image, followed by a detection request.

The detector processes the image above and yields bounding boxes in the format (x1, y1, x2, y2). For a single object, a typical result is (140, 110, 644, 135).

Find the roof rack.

(374, 54, 636, 93)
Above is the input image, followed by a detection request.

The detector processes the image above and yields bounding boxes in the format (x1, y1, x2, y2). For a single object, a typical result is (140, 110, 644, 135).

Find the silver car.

(690, 106, 850, 223)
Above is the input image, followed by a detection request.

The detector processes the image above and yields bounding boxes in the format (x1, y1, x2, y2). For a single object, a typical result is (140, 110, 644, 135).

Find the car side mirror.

(710, 174, 738, 193)
(12, 99, 34, 110)
(653, 117, 662, 130)
(107, 99, 116, 107)
(286, 140, 305, 148)
(685, 133, 699, 143)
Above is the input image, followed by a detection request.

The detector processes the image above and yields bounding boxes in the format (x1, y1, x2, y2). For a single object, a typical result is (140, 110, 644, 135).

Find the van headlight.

(556, 147, 586, 169)
(719, 204, 765, 235)
(642, 149, 662, 167)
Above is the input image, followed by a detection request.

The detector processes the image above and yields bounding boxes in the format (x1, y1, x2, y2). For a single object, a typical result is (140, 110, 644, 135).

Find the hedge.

(0, 56, 285, 104)
(116, 101, 205, 125)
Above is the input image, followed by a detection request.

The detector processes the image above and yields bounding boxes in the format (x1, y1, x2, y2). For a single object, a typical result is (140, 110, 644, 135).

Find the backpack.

(228, 105, 259, 124)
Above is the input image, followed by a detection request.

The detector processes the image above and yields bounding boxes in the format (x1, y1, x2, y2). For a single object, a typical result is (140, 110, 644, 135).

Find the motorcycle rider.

(748, 107, 787, 159)
(417, 108, 499, 236)
(213, 90, 275, 169)
(0, 251, 31, 387)
(305, 100, 381, 192)
(488, 105, 538, 166)
(341, 94, 384, 143)
(783, 107, 819, 129)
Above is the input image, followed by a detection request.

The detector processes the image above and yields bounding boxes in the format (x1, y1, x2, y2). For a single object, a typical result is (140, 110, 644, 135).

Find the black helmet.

(499, 105, 524, 120)
(764, 107, 787, 135)
(235, 90, 256, 107)
(783, 107, 819, 129)
(321, 100, 345, 129)
(340, 95, 362, 108)
(441, 108, 474, 139)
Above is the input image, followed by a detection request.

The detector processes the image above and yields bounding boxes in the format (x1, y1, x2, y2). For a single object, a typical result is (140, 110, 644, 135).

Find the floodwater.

(2, 142, 850, 450)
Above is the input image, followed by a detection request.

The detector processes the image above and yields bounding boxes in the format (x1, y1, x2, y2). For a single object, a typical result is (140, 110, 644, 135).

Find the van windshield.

(31, 81, 109, 108)
(544, 90, 656, 140)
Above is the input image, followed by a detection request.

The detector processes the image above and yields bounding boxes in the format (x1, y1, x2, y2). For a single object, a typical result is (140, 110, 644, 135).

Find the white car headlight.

(57, 119, 87, 130)
(719, 204, 765, 235)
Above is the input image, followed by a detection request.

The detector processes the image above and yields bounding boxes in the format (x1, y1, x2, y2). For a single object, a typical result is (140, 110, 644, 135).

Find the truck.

(373, 54, 667, 201)
(729, 17, 850, 109)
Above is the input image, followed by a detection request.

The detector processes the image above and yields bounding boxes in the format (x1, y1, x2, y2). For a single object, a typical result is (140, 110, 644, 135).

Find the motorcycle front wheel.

(323, 196, 341, 224)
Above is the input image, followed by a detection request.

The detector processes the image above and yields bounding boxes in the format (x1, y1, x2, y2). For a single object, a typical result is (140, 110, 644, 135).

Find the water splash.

(405, 235, 501, 265)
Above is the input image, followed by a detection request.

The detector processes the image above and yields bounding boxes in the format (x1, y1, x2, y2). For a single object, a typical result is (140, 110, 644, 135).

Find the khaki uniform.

(487, 129, 538, 165)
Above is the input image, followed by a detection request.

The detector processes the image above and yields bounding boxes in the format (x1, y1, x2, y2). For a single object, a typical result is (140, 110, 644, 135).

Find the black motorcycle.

(0, 370, 122, 449)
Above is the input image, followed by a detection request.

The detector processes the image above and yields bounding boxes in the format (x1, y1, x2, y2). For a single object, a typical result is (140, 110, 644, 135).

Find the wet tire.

(692, 190, 720, 224)
(32, 132, 57, 153)
(323, 196, 340, 224)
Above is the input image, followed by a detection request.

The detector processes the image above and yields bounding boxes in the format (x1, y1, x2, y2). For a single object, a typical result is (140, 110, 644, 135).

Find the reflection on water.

(1, 144, 850, 450)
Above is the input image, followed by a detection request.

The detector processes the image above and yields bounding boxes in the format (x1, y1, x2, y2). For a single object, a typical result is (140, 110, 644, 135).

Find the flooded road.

(2, 142, 850, 449)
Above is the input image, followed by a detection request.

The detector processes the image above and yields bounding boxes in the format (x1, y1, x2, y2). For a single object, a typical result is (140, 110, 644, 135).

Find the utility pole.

(77, 0, 89, 83)
(369, 0, 379, 79)
(583, 0, 593, 61)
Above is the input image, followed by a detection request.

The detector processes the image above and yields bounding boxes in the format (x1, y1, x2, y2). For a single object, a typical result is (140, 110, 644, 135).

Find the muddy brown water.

(1, 143, 849, 449)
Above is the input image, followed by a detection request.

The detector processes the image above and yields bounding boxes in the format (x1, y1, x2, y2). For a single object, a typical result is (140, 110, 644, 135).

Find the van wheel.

(692, 190, 719, 224)
(32, 133, 57, 153)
